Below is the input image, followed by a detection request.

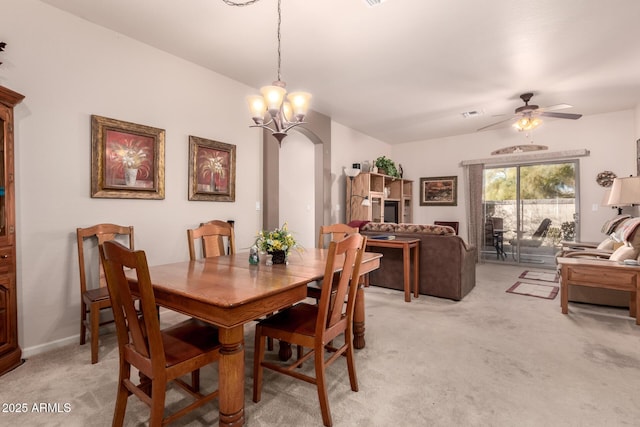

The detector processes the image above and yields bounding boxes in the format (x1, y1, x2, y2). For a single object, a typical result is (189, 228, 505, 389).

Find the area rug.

(519, 270, 559, 283)
(506, 281, 559, 300)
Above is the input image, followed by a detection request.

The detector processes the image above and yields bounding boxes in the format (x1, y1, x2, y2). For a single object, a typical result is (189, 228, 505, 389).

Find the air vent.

(461, 110, 483, 118)
(364, 0, 386, 7)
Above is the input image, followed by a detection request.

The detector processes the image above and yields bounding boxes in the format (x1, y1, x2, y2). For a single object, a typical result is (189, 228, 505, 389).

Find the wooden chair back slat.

(188, 220, 235, 260)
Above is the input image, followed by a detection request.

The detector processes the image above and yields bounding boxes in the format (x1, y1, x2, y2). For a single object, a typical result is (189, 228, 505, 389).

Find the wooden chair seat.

(160, 319, 220, 367)
(258, 303, 319, 337)
(82, 286, 110, 303)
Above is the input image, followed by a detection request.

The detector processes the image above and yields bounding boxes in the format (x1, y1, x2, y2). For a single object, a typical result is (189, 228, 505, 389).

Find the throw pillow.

(609, 243, 639, 262)
(596, 238, 615, 250)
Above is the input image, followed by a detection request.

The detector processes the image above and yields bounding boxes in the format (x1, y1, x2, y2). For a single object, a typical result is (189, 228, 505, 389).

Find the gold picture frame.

(188, 135, 236, 202)
(91, 115, 165, 199)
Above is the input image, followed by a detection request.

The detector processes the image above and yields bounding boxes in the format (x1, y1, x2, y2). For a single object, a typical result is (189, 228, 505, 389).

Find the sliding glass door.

(482, 160, 579, 266)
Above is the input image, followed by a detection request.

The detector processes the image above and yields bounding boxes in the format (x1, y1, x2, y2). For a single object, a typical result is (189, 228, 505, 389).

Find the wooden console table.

(557, 257, 640, 324)
(366, 237, 420, 302)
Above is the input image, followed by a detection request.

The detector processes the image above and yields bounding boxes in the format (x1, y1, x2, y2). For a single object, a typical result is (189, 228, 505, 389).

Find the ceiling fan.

(477, 92, 583, 132)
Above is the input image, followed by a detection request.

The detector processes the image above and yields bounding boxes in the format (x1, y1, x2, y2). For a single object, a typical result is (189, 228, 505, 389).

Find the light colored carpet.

(2, 263, 640, 426)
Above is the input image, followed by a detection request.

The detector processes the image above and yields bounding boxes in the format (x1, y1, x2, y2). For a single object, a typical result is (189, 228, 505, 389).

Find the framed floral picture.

(188, 136, 236, 202)
(420, 176, 458, 206)
(91, 115, 165, 199)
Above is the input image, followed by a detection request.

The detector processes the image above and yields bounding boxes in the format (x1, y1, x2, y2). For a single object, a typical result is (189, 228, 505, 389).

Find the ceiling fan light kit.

(477, 92, 583, 132)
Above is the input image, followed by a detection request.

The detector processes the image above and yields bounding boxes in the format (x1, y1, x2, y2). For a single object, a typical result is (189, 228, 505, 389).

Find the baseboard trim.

(22, 335, 80, 359)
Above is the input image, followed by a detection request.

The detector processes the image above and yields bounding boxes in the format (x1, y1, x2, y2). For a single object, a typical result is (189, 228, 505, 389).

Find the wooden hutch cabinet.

(346, 172, 413, 223)
(0, 86, 24, 376)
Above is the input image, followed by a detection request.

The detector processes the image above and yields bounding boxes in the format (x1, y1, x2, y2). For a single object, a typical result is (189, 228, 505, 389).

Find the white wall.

(393, 110, 637, 242)
(2, 0, 264, 354)
(330, 121, 391, 223)
(279, 132, 315, 249)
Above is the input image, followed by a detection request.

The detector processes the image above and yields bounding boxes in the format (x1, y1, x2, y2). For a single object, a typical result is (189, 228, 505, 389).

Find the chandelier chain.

(222, 0, 282, 82)
(221, 0, 262, 6)
(276, 0, 281, 81)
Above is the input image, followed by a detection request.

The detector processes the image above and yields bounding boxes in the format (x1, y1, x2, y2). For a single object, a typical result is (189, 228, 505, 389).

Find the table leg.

(353, 285, 366, 349)
(403, 243, 411, 302)
(560, 268, 569, 315)
(278, 341, 292, 361)
(413, 244, 419, 298)
(218, 326, 245, 427)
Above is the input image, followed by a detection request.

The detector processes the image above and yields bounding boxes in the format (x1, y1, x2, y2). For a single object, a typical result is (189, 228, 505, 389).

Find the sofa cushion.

(596, 238, 615, 250)
(395, 223, 455, 235)
(361, 222, 456, 236)
(361, 222, 396, 233)
(609, 243, 639, 262)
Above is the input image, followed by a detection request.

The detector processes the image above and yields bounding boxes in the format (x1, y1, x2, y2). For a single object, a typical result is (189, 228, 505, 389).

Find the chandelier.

(224, 0, 311, 145)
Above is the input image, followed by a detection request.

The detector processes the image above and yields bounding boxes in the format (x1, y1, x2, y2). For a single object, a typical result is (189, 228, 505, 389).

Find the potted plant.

(374, 156, 399, 178)
(254, 222, 301, 264)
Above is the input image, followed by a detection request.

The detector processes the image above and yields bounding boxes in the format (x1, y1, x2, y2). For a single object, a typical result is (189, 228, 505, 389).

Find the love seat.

(358, 222, 477, 300)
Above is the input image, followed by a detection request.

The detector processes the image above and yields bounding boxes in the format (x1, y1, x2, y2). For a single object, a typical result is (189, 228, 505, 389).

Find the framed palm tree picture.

(188, 135, 236, 202)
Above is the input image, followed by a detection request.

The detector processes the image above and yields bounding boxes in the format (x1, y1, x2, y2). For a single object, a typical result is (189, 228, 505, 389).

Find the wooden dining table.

(126, 248, 381, 427)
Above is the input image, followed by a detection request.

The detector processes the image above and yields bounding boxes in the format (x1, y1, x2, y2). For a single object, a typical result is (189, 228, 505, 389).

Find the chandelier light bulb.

(287, 91, 312, 121)
(247, 95, 266, 124)
(260, 85, 287, 118)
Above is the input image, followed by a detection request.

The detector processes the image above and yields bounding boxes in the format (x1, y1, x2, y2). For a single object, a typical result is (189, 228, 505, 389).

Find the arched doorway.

(262, 110, 331, 247)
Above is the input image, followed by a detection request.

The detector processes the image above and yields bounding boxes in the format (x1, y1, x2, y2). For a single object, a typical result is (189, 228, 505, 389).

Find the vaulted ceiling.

(40, 0, 640, 143)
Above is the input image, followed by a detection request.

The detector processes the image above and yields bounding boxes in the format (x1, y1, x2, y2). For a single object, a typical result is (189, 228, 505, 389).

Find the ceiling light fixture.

(224, 0, 311, 145)
(513, 114, 542, 132)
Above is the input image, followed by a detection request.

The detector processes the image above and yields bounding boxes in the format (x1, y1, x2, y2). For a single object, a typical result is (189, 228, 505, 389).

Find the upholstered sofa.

(357, 222, 477, 301)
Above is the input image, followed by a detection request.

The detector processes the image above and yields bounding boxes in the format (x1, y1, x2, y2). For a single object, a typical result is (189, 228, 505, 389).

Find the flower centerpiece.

(255, 222, 299, 264)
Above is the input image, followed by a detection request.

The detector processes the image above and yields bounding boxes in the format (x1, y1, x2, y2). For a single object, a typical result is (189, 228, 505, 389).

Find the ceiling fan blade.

(542, 103, 573, 111)
(477, 116, 516, 131)
(540, 111, 582, 120)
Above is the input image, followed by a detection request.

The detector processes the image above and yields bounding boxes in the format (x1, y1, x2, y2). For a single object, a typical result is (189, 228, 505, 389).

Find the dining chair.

(253, 233, 366, 427)
(434, 220, 459, 235)
(307, 223, 358, 300)
(187, 220, 236, 260)
(76, 223, 134, 364)
(100, 240, 221, 427)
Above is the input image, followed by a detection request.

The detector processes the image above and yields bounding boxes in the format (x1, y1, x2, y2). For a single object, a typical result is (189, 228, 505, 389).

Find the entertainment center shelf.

(347, 172, 413, 223)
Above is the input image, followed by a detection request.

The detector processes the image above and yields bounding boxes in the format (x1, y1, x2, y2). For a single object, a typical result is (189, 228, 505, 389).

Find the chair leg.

(112, 363, 130, 427)
(191, 369, 200, 392)
(252, 326, 265, 403)
(80, 303, 87, 345)
(149, 380, 166, 427)
(345, 341, 359, 392)
(314, 344, 332, 427)
(90, 303, 100, 364)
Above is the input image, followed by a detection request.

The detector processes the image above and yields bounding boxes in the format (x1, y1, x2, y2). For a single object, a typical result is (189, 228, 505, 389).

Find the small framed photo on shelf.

(420, 176, 457, 206)
(188, 135, 236, 202)
(91, 115, 165, 199)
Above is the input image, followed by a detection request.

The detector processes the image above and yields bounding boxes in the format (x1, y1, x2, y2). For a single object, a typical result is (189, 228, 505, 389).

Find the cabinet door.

(0, 274, 15, 354)
(0, 106, 13, 247)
